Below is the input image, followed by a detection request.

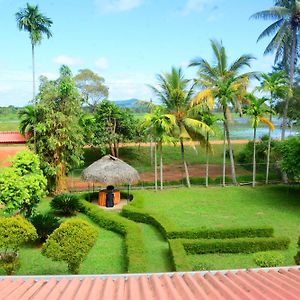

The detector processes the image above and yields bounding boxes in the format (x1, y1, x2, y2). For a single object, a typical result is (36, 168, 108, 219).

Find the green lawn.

(0, 120, 19, 131)
(133, 185, 300, 270)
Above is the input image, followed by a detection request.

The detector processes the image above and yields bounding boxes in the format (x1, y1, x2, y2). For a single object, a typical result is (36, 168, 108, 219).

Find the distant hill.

(112, 98, 139, 108)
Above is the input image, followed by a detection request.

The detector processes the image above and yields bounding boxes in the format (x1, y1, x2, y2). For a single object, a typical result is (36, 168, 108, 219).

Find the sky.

(0, 0, 277, 107)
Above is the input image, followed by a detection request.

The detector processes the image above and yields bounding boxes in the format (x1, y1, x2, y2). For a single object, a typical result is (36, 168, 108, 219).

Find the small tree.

(0, 150, 47, 217)
(0, 216, 37, 275)
(42, 219, 98, 274)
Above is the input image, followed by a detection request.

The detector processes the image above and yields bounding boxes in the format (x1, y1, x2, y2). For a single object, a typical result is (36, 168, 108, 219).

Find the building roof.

(0, 131, 28, 144)
(0, 267, 299, 300)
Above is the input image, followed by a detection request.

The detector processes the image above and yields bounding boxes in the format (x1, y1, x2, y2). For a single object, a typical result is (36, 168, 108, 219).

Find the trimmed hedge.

(183, 237, 290, 254)
(123, 195, 274, 240)
(168, 240, 192, 271)
(79, 199, 146, 273)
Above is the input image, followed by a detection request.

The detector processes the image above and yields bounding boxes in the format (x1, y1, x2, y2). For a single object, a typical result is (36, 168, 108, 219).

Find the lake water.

(222, 117, 299, 139)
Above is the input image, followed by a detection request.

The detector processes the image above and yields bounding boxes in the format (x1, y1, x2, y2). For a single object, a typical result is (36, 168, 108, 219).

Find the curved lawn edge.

(79, 199, 147, 273)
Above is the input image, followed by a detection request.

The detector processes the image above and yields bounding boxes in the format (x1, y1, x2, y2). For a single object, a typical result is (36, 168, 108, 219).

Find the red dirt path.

(0, 140, 249, 189)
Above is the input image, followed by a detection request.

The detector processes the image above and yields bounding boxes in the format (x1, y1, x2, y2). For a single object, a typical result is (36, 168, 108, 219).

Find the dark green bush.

(79, 199, 147, 273)
(42, 219, 98, 274)
(183, 237, 290, 254)
(30, 213, 61, 243)
(51, 193, 81, 215)
(254, 251, 284, 267)
(294, 236, 300, 265)
(168, 240, 191, 271)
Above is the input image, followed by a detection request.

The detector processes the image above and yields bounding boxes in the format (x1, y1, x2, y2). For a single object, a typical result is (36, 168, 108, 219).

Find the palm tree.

(190, 40, 255, 186)
(251, 0, 300, 139)
(244, 94, 275, 187)
(18, 105, 36, 137)
(143, 107, 174, 190)
(258, 71, 291, 183)
(149, 67, 211, 187)
(16, 3, 52, 152)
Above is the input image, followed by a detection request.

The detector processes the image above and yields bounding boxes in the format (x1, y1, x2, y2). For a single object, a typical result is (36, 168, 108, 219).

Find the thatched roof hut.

(81, 155, 140, 185)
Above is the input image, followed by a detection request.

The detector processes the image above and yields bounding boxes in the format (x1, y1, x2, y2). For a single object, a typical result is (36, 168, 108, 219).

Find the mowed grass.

(0, 120, 19, 131)
(133, 185, 300, 269)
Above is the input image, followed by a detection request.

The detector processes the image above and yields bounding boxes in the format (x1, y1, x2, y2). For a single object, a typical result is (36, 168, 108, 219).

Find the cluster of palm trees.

(145, 39, 291, 189)
(15, 1, 299, 189)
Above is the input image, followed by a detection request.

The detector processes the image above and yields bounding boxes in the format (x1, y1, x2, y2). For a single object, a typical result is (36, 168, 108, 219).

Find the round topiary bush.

(41, 219, 98, 274)
(253, 251, 284, 267)
(0, 216, 37, 275)
(50, 193, 81, 216)
(30, 213, 61, 243)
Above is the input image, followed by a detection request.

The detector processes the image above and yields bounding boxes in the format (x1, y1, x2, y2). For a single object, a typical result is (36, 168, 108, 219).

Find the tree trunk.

(266, 114, 272, 184)
(205, 132, 209, 188)
(252, 127, 257, 188)
(224, 118, 238, 185)
(154, 143, 158, 191)
(55, 163, 66, 193)
(281, 27, 296, 140)
(180, 139, 191, 188)
(32, 43, 37, 154)
(222, 124, 227, 187)
(160, 144, 163, 190)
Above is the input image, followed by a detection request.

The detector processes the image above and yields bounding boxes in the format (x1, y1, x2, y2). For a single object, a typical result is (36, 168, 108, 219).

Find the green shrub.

(168, 240, 191, 271)
(51, 193, 81, 215)
(42, 219, 98, 274)
(183, 237, 290, 254)
(30, 213, 61, 243)
(253, 251, 284, 267)
(79, 199, 147, 273)
(294, 236, 300, 265)
(0, 216, 37, 275)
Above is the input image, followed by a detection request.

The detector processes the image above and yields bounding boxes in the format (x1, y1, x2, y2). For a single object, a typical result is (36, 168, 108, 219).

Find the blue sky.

(0, 0, 276, 106)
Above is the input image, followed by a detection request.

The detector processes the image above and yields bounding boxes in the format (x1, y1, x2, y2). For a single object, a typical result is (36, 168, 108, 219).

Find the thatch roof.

(81, 155, 140, 185)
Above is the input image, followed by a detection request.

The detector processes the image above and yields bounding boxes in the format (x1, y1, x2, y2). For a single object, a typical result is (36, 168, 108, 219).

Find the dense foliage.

(0, 216, 37, 275)
(50, 193, 81, 216)
(30, 213, 61, 243)
(34, 66, 84, 192)
(0, 150, 47, 217)
(275, 135, 300, 181)
(253, 251, 284, 267)
(41, 219, 98, 274)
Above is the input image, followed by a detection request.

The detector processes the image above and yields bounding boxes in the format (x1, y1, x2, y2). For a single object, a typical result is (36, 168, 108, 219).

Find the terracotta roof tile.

(0, 267, 299, 300)
(0, 131, 28, 144)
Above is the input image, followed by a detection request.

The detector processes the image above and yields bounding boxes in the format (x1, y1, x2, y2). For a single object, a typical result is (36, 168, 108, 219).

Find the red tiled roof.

(0, 267, 299, 300)
(0, 131, 28, 144)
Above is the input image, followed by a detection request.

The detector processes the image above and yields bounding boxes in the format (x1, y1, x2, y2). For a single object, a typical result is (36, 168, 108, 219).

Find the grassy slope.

(133, 185, 300, 269)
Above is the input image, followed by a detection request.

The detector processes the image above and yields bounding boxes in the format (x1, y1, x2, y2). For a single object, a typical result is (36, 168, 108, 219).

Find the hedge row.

(183, 237, 290, 254)
(123, 195, 274, 240)
(79, 199, 147, 273)
(168, 240, 192, 271)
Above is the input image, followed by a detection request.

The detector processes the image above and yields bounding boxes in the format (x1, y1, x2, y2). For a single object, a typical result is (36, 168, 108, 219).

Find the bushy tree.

(0, 150, 47, 217)
(42, 219, 98, 274)
(35, 66, 84, 192)
(275, 135, 300, 181)
(93, 100, 136, 157)
(0, 216, 37, 275)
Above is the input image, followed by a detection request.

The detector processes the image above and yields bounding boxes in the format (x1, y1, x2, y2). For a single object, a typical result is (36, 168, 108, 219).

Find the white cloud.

(95, 57, 109, 70)
(53, 55, 83, 66)
(94, 0, 143, 13)
(181, 0, 215, 16)
(106, 72, 153, 100)
(0, 83, 13, 93)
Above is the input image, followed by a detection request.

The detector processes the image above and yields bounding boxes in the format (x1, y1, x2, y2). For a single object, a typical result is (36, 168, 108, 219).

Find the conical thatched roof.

(81, 155, 140, 185)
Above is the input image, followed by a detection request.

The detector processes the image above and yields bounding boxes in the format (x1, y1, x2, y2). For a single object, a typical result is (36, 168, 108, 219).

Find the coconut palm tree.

(244, 94, 275, 187)
(251, 0, 300, 139)
(258, 71, 291, 183)
(149, 67, 211, 187)
(16, 3, 52, 152)
(143, 107, 174, 190)
(189, 40, 255, 186)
